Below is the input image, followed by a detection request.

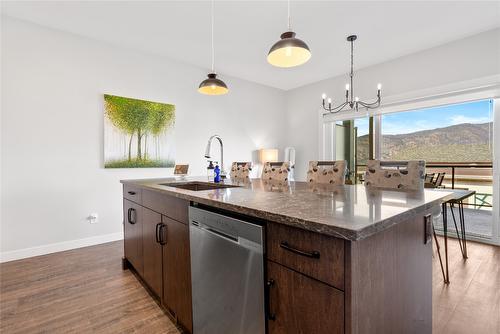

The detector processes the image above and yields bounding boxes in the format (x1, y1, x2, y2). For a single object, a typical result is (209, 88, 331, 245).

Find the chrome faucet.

(205, 135, 226, 178)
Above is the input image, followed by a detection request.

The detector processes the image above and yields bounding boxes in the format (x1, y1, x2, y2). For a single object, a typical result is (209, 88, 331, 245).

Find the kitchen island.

(120, 177, 453, 334)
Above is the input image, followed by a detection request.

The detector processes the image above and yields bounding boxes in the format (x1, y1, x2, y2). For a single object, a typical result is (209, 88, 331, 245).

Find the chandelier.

(321, 35, 381, 114)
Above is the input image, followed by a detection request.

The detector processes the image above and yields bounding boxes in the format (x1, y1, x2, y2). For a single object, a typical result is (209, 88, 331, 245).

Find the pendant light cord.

(211, 0, 215, 73)
(287, 0, 291, 31)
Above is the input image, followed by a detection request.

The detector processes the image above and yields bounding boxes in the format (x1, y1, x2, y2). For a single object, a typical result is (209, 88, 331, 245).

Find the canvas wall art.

(104, 94, 175, 168)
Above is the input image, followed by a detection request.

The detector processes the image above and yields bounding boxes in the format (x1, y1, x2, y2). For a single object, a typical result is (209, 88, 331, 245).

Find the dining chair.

(424, 173, 435, 183)
(434, 172, 446, 188)
(306, 160, 347, 185)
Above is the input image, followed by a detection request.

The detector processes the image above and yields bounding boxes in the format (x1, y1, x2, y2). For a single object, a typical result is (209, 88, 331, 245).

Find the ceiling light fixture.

(198, 0, 228, 95)
(267, 0, 311, 68)
(321, 35, 381, 114)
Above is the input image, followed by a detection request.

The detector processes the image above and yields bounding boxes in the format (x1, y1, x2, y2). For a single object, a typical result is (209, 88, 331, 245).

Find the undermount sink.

(160, 181, 239, 191)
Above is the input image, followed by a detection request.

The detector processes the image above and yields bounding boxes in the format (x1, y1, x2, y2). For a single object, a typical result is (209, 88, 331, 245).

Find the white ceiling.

(2, 1, 499, 90)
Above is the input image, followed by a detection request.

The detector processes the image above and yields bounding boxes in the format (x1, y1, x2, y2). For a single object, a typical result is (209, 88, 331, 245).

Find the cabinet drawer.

(267, 222, 344, 290)
(123, 184, 142, 204)
(142, 189, 189, 224)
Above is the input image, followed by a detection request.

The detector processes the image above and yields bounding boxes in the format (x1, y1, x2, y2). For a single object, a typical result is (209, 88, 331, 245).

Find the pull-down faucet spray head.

(204, 135, 225, 177)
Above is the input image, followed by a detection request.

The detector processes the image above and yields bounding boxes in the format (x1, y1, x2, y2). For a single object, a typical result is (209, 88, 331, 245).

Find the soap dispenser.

(207, 160, 215, 180)
(214, 163, 221, 183)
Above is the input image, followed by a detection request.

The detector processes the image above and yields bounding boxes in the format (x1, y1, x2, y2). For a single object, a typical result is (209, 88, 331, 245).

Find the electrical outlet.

(88, 213, 98, 224)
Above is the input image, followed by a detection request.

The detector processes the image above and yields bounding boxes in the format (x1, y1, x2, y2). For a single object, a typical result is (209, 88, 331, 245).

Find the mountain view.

(357, 122, 493, 164)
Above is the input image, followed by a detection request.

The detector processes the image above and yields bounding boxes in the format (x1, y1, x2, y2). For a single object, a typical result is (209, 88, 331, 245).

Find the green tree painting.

(104, 94, 175, 168)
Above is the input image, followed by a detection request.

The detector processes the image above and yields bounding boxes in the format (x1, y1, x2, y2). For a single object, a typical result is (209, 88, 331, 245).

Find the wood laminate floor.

(0, 241, 181, 334)
(1, 238, 498, 333)
(432, 237, 500, 334)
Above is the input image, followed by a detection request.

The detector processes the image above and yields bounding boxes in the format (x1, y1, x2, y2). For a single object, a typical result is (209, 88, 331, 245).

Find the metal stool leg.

(442, 202, 450, 284)
(432, 223, 446, 283)
(449, 203, 465, 257)
(459, 201, 468, 259)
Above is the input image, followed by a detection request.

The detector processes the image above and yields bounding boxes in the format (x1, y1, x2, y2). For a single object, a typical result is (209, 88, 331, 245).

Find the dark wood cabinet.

(123, 199, 143, 276)
(123, 183, 433, 334)
(162, 215, 193, 333)
(124, 188, 192, 333)
(267, 261, 344, 334)
(142, 207, 163, 298)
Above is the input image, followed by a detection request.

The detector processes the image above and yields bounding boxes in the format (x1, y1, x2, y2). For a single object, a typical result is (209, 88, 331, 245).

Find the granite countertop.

(121, 177, 454, 241)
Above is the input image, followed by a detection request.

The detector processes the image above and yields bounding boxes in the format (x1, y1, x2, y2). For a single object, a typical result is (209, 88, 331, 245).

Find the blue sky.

(356, 99, 493, 136)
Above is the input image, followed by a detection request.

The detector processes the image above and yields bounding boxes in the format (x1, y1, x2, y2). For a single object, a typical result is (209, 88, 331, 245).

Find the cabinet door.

(162, 216, 193, 333)
(267, 261, 344, 334)
(142, 207, 163, 298)
(123, 199, 143, 276)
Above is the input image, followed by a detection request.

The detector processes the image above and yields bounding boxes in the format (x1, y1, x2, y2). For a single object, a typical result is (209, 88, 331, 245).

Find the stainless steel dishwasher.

(189, 206, 265, 334)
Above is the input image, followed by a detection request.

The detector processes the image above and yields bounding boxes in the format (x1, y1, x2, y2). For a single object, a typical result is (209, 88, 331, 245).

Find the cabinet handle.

(159, 224, 167, 245)
(127, 208, 136, 224)
(155, 223, 162, 244)
(280, 241, 320, 259)
(424, 214, 432, 244)
(266, 279, 276, 321)
(127, 191, 136, 195)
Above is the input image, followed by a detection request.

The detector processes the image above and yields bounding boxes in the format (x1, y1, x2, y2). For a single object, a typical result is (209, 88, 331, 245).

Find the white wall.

(0, 17, 286, 259)
(285, 28, 500, 180)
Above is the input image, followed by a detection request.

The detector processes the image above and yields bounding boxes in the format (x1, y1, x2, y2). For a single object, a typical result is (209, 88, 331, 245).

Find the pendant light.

(198, 0, 228, 95)
(267, 0, 311, 68)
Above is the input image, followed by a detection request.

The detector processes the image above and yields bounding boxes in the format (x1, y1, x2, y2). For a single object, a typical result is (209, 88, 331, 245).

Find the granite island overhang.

(120, 177, 453, 241)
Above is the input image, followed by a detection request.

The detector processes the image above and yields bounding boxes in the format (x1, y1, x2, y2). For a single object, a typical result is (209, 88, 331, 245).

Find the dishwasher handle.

(191, 220, 262, 252)
(192, 221, 239, 244)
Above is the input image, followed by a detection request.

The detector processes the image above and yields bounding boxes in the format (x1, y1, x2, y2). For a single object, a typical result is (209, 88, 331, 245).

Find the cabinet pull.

(424, 214, 432, 244)
(127, 208, 136, 224)
(159, 224, 167, 245)
(155, 223, 162, 244)
(127, 191, 136, 195)
(266, 279, 276, 321)
(280, 241, 320, 259)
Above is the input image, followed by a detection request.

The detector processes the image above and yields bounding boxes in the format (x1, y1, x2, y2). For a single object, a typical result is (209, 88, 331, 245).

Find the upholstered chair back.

(364, 160, 425, 190)
(306, 160, 347, 185)
(230, 162, 252, 180)
(261, 162, 290, 182)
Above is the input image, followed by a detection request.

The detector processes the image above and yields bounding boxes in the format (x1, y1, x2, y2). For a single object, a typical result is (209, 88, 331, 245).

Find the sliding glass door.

(379, 100, 494, 239)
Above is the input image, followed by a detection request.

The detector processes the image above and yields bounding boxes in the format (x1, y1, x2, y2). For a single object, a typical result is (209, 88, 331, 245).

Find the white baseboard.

(0, 232, 124, 263)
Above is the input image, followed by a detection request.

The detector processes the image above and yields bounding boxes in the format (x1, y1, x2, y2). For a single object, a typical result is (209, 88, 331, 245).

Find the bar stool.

(261, 162, 290, 183)
(306, 160, 347, 185)
(230, 162, 252, 180)
(364, 160, 425, 190)
(364, 160, 452, 283)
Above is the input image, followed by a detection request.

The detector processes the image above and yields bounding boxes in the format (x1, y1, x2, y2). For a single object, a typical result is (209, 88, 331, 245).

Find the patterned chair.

(230, 162, 252, 180)
(364, 160, 425, 191)
(261, 162, 290, 182)
(306, 160, 347, 185)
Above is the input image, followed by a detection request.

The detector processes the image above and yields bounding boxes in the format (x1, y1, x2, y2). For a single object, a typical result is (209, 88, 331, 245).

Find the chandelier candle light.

(321, 35, 381, 114)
